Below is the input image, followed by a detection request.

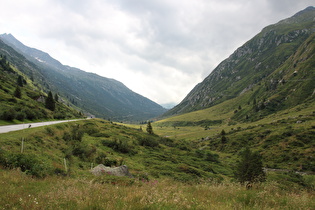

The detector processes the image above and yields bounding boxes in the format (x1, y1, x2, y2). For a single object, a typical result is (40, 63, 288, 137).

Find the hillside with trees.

(0, 53, 83, 123)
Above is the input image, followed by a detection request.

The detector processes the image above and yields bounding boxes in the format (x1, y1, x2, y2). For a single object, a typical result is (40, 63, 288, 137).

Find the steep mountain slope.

(0, 46, 82, 122)
(0, 39, 50, 89)
(0, 34, 166, 121)
(165, 6, 315, 117)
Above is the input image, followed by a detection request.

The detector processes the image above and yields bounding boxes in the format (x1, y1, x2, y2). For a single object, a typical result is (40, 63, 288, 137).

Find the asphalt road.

(0, 119, 83, 134)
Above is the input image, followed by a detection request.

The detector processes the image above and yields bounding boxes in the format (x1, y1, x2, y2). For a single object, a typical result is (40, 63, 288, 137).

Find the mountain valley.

(0, 34, 166, 122)
(0, 6, 314, 209)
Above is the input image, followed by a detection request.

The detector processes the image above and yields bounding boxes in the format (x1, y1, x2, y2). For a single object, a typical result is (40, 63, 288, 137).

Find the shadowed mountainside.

(0, 34, 166, 121)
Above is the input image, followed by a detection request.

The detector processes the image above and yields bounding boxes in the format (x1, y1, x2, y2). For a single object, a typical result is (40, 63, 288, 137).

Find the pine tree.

(45, 91, 55, 111)
(234, 147, 266, 185)
(54, 93, 59, 102)
(221, 129, 227, 144)
(146, 121, 154, 135)
(17, 75, 24, 87)
(14, 86, 22, 98)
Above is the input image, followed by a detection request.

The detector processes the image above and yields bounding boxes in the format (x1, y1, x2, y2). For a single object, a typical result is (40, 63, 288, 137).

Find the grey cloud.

(1, 0, 313, 104)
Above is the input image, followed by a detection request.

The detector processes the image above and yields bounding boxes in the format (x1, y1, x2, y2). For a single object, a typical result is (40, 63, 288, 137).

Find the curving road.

(0, 119, 85, 134)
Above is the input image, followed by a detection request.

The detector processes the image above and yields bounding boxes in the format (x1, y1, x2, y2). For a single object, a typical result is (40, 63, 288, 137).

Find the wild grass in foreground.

(1, 169, 314, 209)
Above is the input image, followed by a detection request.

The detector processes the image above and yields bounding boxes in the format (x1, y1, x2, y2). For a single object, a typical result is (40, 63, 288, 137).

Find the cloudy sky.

(0, 0, 313, 106)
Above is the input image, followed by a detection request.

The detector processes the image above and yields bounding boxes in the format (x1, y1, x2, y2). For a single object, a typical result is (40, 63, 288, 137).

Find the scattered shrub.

(45, 127, 55, 136)
(8, 97, 17, 103)
(55, 124, 65, 130)
(0, 151, 53, 178)
(205, 152, 219, 163)
(195, 150, 205, 158)
(91, 132, 111, 138)
(83, 123, 99, 135)
(62, 132, 72, 142)
(296, 132, 314, 144)
(54, 168, 67, 176)
(178, 164, 202, 177)
(84, 127, 100, 135)
(62, 125, 85, 142)
(24, 108, 37, 120)
(71, 125, 84, 141)
(95, 152, 107, 164)
(53, 112, 65, 120)
(102, 139, 135, 154)
(138, 136, 159, 147)
(62, 148, 73, 160)
(1, 108, 16, 121)
(103, 158, 117, 167)
(16, 111, 26, 121)
(268, 171, 307, 190)
(72, 143, 97, 161)
(178, 143, 191, 151)
(289, 140, 304, 147)
(159, 137, 175, 147)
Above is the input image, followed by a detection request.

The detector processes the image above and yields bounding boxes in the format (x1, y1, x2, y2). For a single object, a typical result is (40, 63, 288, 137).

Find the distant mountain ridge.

(0, 34, 166, 121)
(164, 6, 315, 118)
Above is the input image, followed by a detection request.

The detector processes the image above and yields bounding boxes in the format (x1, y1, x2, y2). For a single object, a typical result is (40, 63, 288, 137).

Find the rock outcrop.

(90, 164, 132, 177)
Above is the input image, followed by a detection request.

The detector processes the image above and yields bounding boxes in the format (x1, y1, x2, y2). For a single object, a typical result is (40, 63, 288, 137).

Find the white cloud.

(0, 0, 314, 104)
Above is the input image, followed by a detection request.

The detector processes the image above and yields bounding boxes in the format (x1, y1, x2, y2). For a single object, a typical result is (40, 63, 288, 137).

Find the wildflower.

(151, 180, 158, 186)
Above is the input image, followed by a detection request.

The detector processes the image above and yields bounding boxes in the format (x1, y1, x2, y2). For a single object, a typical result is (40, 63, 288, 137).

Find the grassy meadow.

(1, 169, 314, 209)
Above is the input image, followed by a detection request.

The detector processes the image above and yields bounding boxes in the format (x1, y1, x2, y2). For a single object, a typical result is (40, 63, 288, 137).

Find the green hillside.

(0, 54, 83, 124)
(0, 119, 228, 181)
(154, 98, 315, 171)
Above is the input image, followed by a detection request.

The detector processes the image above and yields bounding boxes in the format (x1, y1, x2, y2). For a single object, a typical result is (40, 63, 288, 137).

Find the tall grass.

(1, 169, 314, 209)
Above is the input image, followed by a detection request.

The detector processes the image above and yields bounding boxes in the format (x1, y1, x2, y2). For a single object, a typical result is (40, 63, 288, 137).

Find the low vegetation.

(0, 169, 314, 209)
(0, 117, 314, 208)
(154, 96, 315, 172)
(0, 119, 228, 180)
